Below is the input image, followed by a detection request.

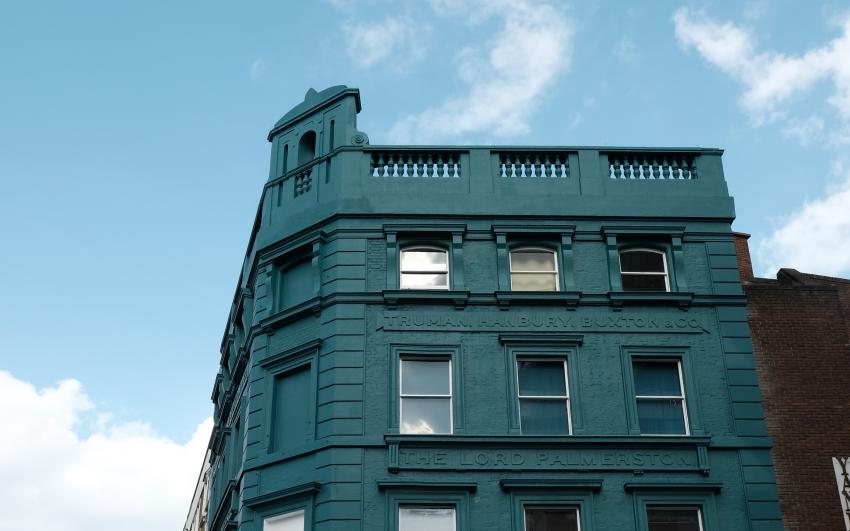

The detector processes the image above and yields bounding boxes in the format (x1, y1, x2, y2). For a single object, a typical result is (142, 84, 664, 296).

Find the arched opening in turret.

(298, 131, 317, 166)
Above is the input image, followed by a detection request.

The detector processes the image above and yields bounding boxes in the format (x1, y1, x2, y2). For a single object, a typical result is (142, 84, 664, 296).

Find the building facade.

(199, 86, 783, 531)
(735, 235, 850, 531)
(184, 448, 212, 531)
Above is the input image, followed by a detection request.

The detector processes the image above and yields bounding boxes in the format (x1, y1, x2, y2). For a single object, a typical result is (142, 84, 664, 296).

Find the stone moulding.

(384, 435, 712, 446)
(608, 291, 694, 309)
(623, 482, 722, 492)
(376, 480, 478, 492)
(499, 478, 603, 492)
(258, 296, 322, 333)
(494, 291, 581, 309)
(243, 482, 322, 509)
(259, 338, 322, 369)
(498, 333, 584, 345)
(382, 289, 471, 309)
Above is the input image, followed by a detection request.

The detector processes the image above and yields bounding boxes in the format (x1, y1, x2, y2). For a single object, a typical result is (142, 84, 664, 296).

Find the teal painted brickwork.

(204, 86, 783, 531)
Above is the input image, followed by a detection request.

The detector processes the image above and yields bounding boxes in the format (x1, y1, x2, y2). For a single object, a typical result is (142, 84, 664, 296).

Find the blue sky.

(1, 1, 849, 529)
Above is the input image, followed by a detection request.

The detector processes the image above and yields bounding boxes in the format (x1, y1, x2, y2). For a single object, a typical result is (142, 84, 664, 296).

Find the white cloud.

(0, 371, 212, 531)
(757, 170, 850, 276)
(673, 9, 850, 123)
(343, 15, 428, 69)
(388, 0, 573, 143)
(674, 7, 850, 277)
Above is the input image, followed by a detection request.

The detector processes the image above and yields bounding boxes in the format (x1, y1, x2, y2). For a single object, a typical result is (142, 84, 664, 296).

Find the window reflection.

(510, 248, 558, 291)
(400, 358, 452, 434)
(399, 506, 456, 531)
(400, 247, 449, 289)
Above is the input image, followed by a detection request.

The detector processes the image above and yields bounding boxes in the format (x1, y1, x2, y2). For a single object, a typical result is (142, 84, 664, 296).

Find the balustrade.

(294, 167, 312, 196)
(498, 152, 570, 178)
(371, 151, 461, 178)
(607, 153, 697, 180)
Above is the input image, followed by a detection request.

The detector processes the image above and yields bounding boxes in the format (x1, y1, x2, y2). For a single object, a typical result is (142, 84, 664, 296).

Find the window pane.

(620, 250, 665, 272)
(511, 272, 558, 291)
(517, 360, 566, 396)
(264, 510, 305, 531)
(511, 251, 557, 272)
(622, 273, 668, 291)
(525, 507, 579, 531)
(401, 397, 452, 434)
(399, 507, 455, 531)
(647, 507, 702, 531)
(520, 398, 569, 434)
(637, 399, 686, 434)
(402, 360, 450, 395)
(401, 273, 449, 289)
(633, 361, 681, 396)
(401, 250, 448, 271)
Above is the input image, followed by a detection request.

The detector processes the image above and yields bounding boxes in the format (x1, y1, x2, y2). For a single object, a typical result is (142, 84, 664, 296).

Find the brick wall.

(736, 238, 850, 531)
(733, 232, 753, 282)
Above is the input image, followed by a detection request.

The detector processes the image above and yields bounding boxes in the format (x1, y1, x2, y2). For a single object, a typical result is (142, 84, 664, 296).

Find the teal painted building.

(204, 86, 783, 531)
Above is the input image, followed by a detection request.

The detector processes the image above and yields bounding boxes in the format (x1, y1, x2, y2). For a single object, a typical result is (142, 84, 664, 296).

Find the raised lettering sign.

(378, 311, 706, 333)
(390, 447, 700, 472)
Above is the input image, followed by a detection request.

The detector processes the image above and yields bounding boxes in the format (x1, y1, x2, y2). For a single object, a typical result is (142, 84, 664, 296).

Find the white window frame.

(515, 358, 572, 435)
(509, 246, 560, 291)
(399, 357, 453, 434)
(399, 505, 457, 531)
(619, 248, 670, 292)
(634, 359, 690, 436)
(263, 509, 305, 531)
(646, 506, 704, 531)
(523, 506, 581, 531)
(400, 246, 450, 290)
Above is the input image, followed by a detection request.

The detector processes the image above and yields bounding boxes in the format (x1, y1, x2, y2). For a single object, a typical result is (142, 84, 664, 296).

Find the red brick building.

(735, 233, 850, 531)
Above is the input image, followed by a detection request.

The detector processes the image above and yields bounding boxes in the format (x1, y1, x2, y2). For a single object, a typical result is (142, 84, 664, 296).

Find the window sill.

(385, 434, 711, 446)
(383, 289, 470, 308)
(259, 296, 322, 332)
(607, 291, 693, 310)
(494, 290, 581, 309)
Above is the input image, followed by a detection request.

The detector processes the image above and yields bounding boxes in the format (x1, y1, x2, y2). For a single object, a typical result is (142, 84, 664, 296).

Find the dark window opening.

(298, 131, 316, 165)
(620, 249, 669, 291)
(524, 507, 579, 531)
(647, 507, 703, 531)
(633, 359, 688, 435)
(517, 359, 570, 435)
